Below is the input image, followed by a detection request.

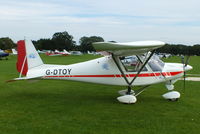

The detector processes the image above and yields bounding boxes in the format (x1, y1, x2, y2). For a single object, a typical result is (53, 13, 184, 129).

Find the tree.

(193, 45, 200, 56)
(79, 36, 104, 52)
(156, 44, 200, 56)
(33, 39, 54, 50)
(0, 37, 16, 50)
(52, 31, 76, 51)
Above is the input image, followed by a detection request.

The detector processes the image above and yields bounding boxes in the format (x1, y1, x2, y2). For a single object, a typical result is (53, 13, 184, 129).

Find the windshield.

(148, 55, 165, 71)
(120, 54, 165, 72)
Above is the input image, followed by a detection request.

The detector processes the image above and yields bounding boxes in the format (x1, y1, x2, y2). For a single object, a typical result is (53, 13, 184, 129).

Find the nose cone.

(185, 65, 193, 71)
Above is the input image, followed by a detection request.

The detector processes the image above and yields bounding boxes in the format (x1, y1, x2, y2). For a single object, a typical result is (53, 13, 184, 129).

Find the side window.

(120, 56, 147, 72)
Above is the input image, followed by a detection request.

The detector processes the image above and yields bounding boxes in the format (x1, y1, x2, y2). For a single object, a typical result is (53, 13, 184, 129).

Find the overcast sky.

(0, 0, 200, 45)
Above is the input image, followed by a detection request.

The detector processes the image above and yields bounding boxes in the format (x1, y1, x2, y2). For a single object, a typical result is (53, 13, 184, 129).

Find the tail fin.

(12, 48, 18, 54)
(16, 39, 43, 76)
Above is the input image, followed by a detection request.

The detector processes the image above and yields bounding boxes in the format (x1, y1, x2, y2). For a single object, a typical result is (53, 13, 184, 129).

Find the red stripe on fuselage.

(44, 71, 183, 78)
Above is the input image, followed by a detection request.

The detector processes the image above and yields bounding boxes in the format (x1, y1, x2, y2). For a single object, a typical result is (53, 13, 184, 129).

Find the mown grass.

(0, 54, 200, 134)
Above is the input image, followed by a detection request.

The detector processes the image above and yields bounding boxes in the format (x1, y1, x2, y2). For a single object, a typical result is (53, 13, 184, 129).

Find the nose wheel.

(162, 91, 180, 101)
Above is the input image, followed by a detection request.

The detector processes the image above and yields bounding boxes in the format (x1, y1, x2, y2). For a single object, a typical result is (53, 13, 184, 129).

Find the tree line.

(0, 31, 200, 55)
(32, 31, 104, 53)
(156, 44, 200, 56)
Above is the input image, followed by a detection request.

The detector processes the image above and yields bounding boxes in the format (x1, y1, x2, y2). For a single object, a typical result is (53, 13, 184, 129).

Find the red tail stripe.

(16, 40, 28, 76)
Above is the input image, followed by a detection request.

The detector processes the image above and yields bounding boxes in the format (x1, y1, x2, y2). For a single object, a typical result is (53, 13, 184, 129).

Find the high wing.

(93, 40, 166, 97)
(92, 41, 165, 56)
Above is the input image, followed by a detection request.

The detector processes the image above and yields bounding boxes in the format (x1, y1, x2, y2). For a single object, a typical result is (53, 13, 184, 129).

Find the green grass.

(0, 55, 200, 134)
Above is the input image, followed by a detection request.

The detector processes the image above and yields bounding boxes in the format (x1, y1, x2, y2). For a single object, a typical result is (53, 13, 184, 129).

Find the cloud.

(0, 0, 200, 44)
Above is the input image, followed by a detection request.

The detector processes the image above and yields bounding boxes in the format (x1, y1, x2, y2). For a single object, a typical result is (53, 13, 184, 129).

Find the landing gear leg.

(112, 52, 155, 104)
(127, 86, 132, 95)
(117, 86, 137, 104)
(117, 85, 150, 104)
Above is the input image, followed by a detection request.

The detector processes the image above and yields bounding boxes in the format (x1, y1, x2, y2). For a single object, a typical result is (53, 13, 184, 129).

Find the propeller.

(181, 55, 190, 92)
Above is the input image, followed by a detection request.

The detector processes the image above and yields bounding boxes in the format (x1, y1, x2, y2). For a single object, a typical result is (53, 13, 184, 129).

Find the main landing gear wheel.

(117, 86, 137, 104)
(117, 95, 137, 104)
(117, 86, 150, 104)
(168, 98, 179, 101)
(162, 91, 180, 101)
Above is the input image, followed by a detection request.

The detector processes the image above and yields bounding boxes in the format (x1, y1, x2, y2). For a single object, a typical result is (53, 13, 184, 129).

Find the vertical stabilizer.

(25, 39, 43, 69)
(16, 39, 43, 76)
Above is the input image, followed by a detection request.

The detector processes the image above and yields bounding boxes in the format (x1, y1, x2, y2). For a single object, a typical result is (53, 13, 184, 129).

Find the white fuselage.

(26, 56, 192, 86)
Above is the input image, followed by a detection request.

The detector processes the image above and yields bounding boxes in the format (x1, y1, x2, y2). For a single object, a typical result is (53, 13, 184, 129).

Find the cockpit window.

(148, 55, 165, 71)
(120, 54, 165, 72)
(120, 56, 147, 72)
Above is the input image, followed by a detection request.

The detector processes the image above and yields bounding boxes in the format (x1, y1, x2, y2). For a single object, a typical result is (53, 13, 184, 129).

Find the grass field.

(0, 55, 200, 134)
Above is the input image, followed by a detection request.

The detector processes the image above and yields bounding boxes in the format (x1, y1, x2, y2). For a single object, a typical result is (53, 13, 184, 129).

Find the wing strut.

(131, 50, 155, 85)
(112, 54, 130, 85)
(112, 50, 156, 95)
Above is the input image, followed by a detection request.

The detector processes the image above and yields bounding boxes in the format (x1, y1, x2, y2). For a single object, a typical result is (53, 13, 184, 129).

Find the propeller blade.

(181, 55, 184, 64)
(181, 55, 185, 93)
(183, 71, 186, 93)
(185, 56, 190, 67)
(181, 55, 190, 93)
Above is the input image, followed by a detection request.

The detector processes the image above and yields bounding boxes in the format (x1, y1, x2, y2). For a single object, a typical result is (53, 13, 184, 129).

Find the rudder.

(16, 39, 43, 76)
(16, 40, 28, 76)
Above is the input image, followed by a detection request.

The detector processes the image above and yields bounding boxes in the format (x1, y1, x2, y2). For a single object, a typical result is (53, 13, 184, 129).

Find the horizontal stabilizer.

(6, 76, 41, 83)
(14, 76, 42, 80)
(92, 41, 165, 56)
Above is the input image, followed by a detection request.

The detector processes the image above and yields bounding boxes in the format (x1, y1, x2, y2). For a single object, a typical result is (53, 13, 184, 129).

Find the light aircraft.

(0, 50, 9, 60)
(13, 39, 192, 104)
(55, 49, 71, 55)
(70, 51, 82, 55)
(12, 48, 18, 55)
(87, 51, 101, 55)
(45, 49, 70, 56)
